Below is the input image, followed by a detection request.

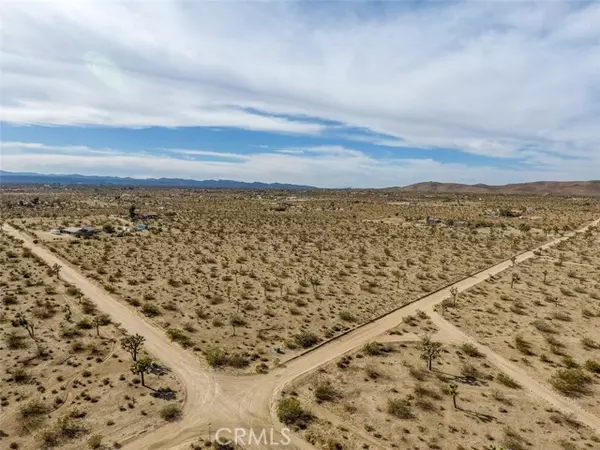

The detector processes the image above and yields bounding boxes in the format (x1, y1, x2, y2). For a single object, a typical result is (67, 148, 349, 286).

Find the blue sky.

(1, 1, 599, 187)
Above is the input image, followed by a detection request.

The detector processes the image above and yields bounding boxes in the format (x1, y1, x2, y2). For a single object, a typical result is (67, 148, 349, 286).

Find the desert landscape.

(1, 184, 599, 450)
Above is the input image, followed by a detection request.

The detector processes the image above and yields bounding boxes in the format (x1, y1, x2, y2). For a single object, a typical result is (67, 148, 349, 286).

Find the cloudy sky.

(1, 1, 599, 188)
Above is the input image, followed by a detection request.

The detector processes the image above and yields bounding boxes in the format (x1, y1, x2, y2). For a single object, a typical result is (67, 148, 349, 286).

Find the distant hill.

(0, 171, 313, 190)
(398, 181, 600, 197)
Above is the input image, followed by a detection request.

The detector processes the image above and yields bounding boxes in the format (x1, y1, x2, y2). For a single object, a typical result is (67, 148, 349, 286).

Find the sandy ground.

(2, 215, 599, 449)
(0, 232, 182, 450)
(17, 203, 569, 375)
(439, 225, 600, 416)
(294, 339, 600, 450)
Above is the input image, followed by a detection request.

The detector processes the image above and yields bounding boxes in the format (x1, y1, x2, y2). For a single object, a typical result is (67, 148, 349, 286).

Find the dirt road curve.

(3, 218, 599, 449)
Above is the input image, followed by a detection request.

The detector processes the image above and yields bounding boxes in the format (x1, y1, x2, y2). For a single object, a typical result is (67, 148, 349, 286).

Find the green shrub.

(88, 434, 103, 449)
(514, 335, 534, 355)
(294, 331, 320, 349)
(313, 380, 341, 402)
(550, 368, 592, 396)
(20, 400, 49, 418)
(141, 303, 161, 317)
(204, 347, 228, 367)
(277, 397, 313, 429)
(166, 328, 193, 348)
(160, 404, 182, 422)
(584, 360, 600, 373)
(339, 311, 357, 322)
(362, 341, 391, 356)
(460, 343, 483, 358)
(387, 398, 413, 419)
(496, 372, 521, 389)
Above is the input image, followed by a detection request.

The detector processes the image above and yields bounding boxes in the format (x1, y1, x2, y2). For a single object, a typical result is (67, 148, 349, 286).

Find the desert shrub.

(532, 320, 556, 334)
(294, 331, 320, 349)
(160, 404, 182, 422)
(387, 398, 413, 419)
(141, 303, 161, 317)
(38, 429, 60, 447)
(460, 343, 483, 358)
(20, 399, 48, 418)
(584, 360, 600, 373)
(514, 335, 534, 355)
(552, 311, 572, 322)
(204, 347, 229, 367)
(408, 366, 427, 381)
(339, 311, 357, 322)
(581, 337, 599, 349)
(76, 318, 93, 330)
(11, 366, 32, 384)
(88, 434, 103, 449)
(496, 373, 521, 389)
(460, 363, 480, 382)
(313, 380, 341, 402)
(55, 415, 88, 439)
(550, 368, 592, 396)
(502, 428, 528, 450)
(362, 341, 391, 356)
(277, 397, 313, 429)
(3, 294, 18, 305)
(81, 299, 97, 314)
(166, 328, 193, 348)
(227, 353, 250, 369)
(5, 332, 29, 349)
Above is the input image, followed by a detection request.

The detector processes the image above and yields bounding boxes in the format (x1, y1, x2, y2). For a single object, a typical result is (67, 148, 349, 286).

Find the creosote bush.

(550, 368, 592, 397)
(277, 397, 314, 429)
(160, 404, 182, 422)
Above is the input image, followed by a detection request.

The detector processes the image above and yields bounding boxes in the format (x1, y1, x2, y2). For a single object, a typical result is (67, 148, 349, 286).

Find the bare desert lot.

(1, 185, 599, 450)
(0, 231, 182, 450)
(438, 225, 600, 416)
(288, 339, 600, 450)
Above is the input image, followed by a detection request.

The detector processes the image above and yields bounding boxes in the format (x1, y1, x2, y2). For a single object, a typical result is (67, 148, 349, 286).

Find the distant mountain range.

(0, 171, 312, 190)
(1, 171, 599, 196)
(398, 181, 600, 197)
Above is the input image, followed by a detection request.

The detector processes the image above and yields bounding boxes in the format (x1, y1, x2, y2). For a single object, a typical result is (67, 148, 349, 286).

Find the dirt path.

(426, 310, 600, 434)
(3, 218, 599, 450)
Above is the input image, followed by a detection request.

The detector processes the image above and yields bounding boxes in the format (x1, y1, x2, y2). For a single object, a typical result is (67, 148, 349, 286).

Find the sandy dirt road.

(426, 309, 600, 434)
(3, 218, 599, 449)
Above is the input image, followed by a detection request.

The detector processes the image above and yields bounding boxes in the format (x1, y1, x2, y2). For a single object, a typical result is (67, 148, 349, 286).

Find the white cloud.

(1, 1, 599, 172)
(2, 141, 598, 188)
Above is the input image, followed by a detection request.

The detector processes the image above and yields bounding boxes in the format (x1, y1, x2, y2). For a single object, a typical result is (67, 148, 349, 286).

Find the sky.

(1, 0, 599, 188)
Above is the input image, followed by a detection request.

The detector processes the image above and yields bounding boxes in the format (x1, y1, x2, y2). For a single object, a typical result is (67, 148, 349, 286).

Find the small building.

(136, 212, 159, 220)
(136, 224, 148, 231)
(427, 216, 441, 225)
(62, 227, 82, 235)
(61, 226, 97, 236)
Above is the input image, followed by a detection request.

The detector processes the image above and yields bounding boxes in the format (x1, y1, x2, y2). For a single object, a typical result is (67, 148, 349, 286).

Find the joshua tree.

(131, 357, 153, 387)
(92, 316, 101, 336)
(511, 272, 520, 288)
(51, 263, 62, 279)
(12, 312, 36, 342)
(392, 270, 403, 289)
(421, 334, 442, 371)
(74, 288, 84, 304)
(511, 256, 517, 266)
(309, 276, 321, 294)
(449, 382, 459, 409)
(64, 304, 72, 322)
(121, 333, 145, 361)
(542, 269, 549, 284)
(129, 205, 136, 221)
(449, 287, 459, 306)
